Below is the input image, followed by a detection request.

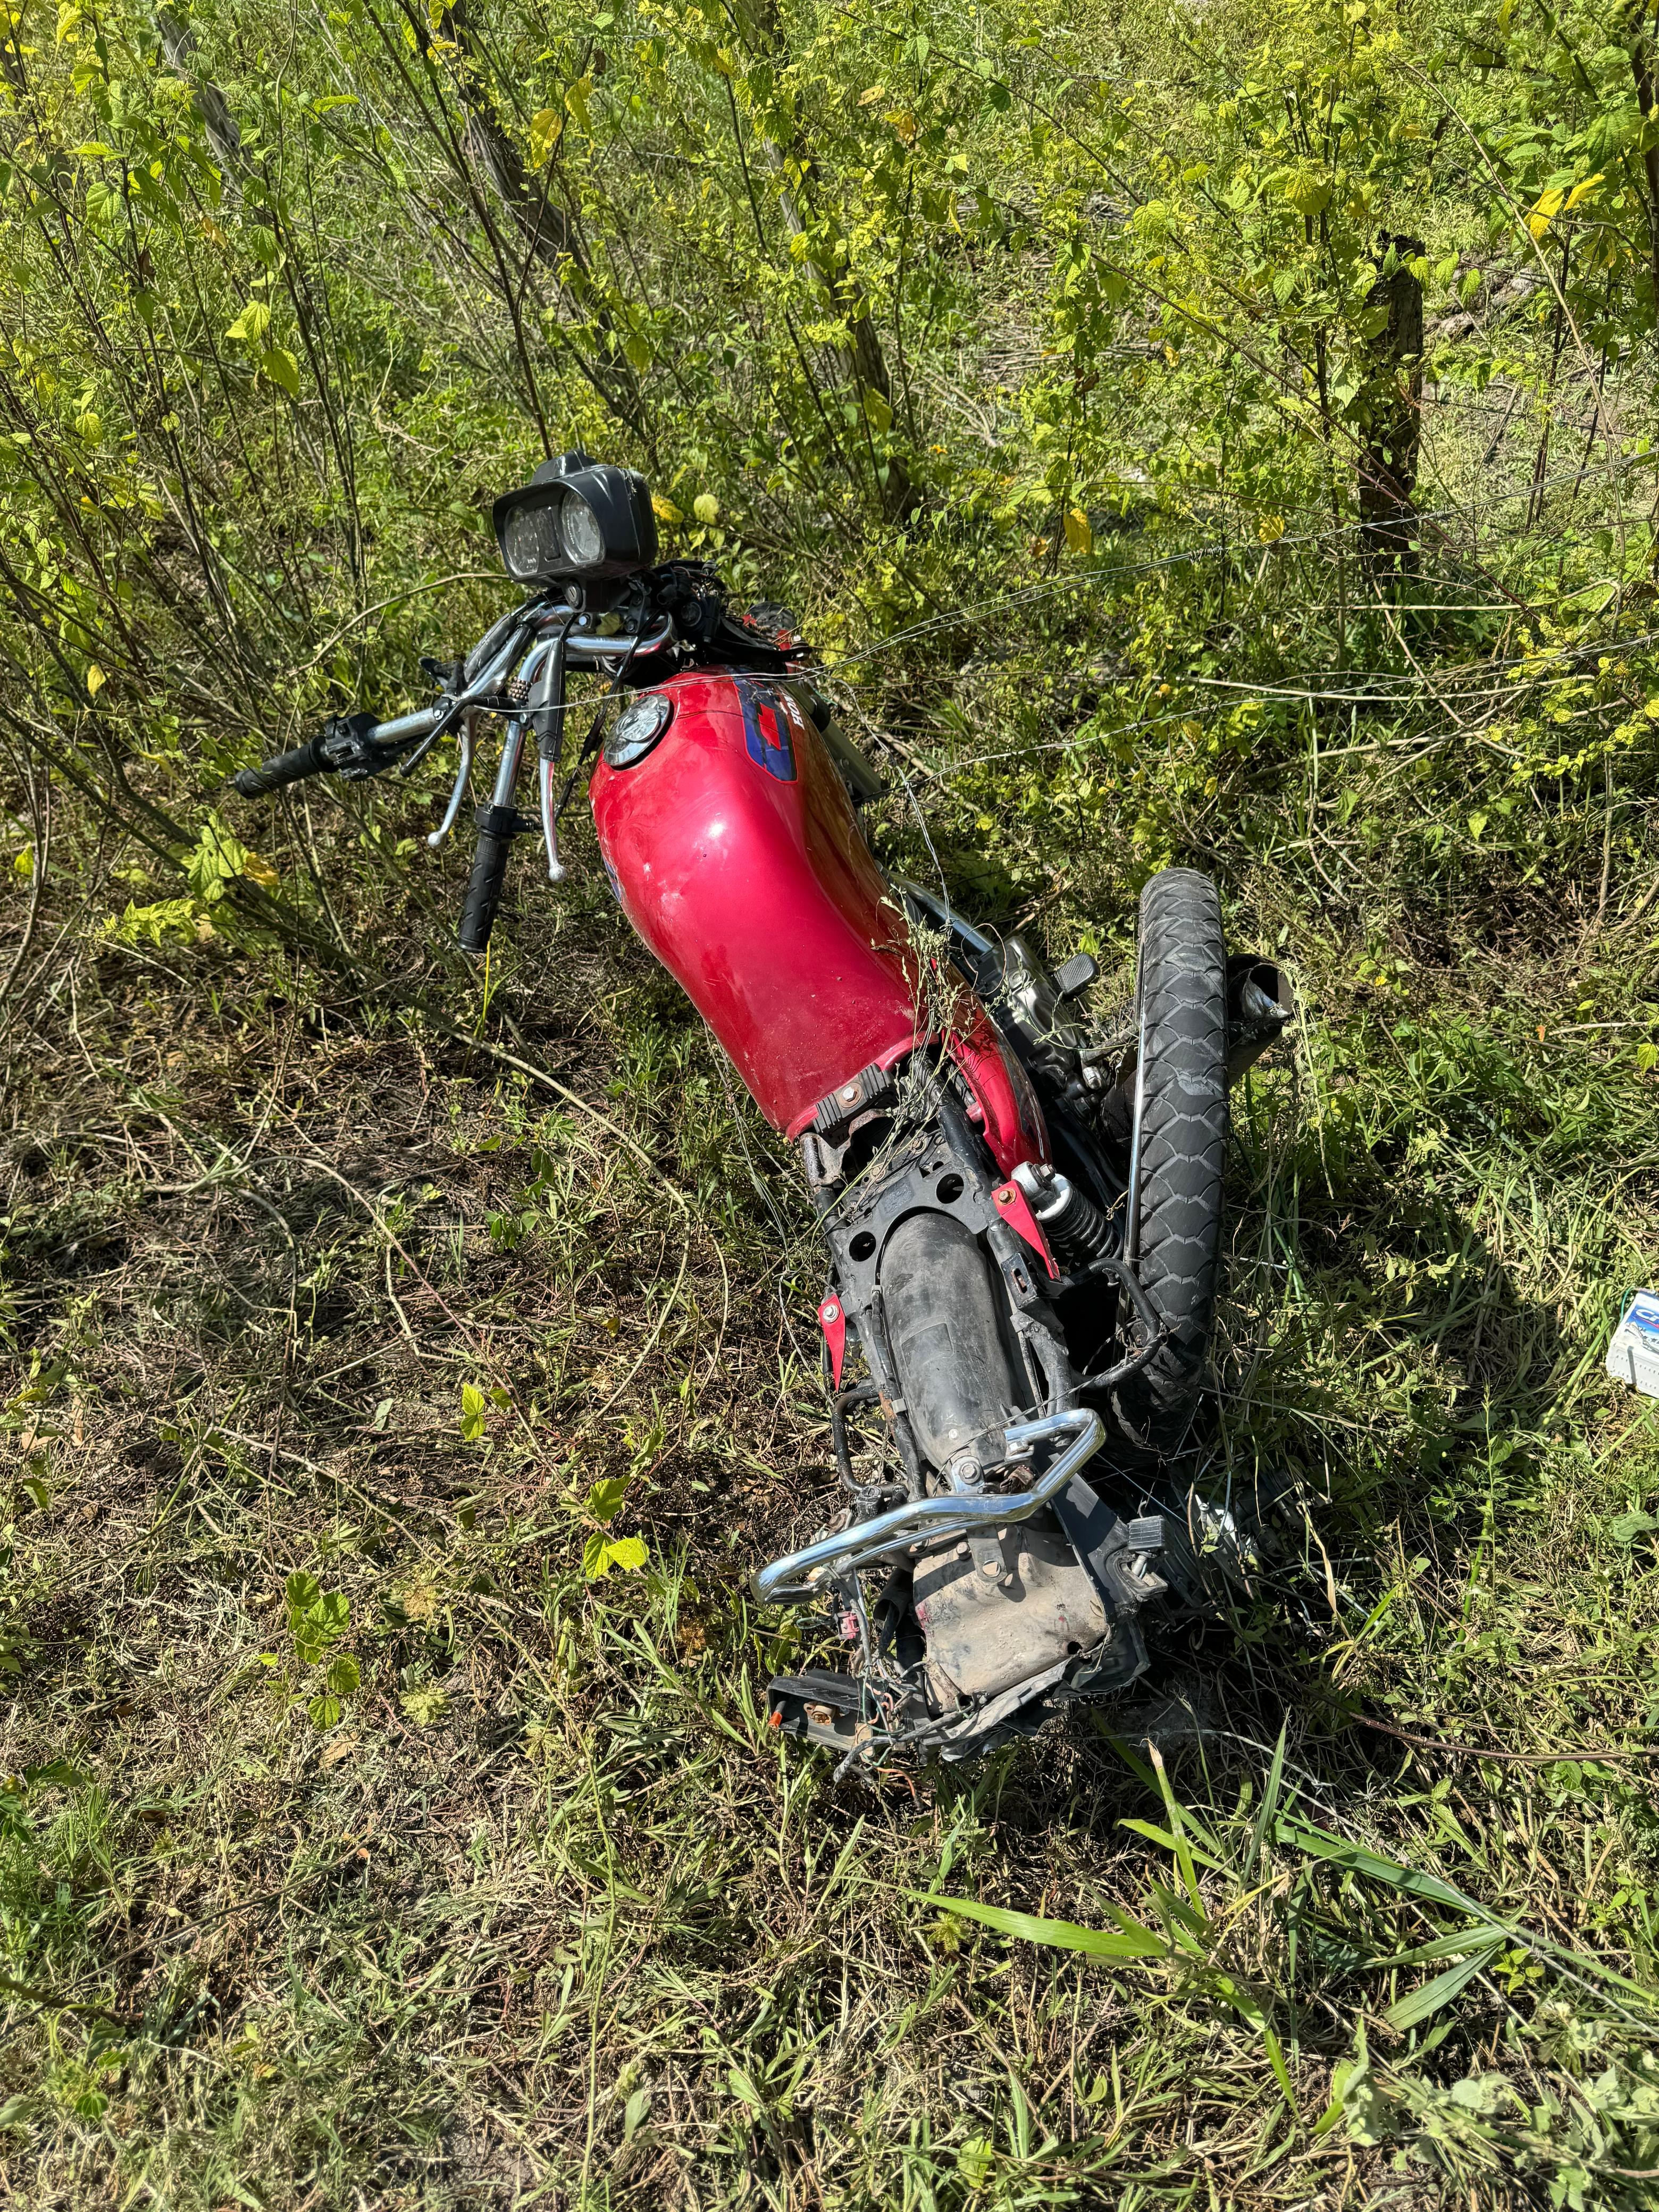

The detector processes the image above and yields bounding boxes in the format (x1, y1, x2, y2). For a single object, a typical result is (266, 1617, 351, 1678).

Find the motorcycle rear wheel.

(1110, 867, 1227, 1456)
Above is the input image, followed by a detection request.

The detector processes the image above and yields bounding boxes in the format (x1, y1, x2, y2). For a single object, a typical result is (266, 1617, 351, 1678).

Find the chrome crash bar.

(750, 1406, 1104, 1605)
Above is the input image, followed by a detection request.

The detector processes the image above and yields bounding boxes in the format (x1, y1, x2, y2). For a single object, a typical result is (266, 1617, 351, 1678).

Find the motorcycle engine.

(913, 1518, 1108, 1704)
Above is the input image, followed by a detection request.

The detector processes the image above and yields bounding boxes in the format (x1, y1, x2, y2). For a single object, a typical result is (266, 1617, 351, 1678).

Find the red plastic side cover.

(947, 1007, 1049, 1178)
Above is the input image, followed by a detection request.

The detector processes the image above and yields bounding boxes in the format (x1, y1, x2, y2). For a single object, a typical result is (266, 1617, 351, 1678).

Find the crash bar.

(750, 1406, 1104, 1605)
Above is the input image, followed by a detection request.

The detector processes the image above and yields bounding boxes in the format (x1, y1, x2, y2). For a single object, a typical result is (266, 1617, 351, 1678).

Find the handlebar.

(457, 805, 521, 953)
(232, 608, 677, 803)
(456, 716, 532, 956)
(231, 706, 445, 799)
(231, 582, 795, 953)
(231, 734, 333, 799)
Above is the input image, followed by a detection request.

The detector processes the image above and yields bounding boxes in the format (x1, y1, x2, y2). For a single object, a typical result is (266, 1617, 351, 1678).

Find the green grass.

(3, 738, 1658, 2206)
(3, 3, 1659, 2190)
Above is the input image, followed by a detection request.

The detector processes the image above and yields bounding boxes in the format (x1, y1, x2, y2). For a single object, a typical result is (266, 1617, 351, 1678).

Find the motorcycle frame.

(233, 556, 1292, 1759)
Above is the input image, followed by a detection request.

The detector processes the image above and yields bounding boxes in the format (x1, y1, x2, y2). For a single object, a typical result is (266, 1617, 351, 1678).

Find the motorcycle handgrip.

(456, 803, 519, 955)
(232, 734, 332, 799)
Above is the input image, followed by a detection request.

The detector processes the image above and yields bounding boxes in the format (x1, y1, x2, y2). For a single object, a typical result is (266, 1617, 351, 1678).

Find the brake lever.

(538, 753, 565, 882)
(394, 615, 537, 782)
(531, 616, 573, 883)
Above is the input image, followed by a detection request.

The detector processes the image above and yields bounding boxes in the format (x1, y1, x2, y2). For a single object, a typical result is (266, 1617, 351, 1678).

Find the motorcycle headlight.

(559, 493, 606, 568)
(501, 504, 559, 583)
(602, 692, 673, 770)
(492, 451, 658, 585)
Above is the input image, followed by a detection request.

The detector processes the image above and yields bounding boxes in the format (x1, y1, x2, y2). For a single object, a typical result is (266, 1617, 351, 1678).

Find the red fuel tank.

(589, 669, 1045, 1172)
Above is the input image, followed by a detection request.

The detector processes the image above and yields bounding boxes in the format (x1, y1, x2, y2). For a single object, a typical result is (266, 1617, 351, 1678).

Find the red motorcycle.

(237, 453, 1289, 1766)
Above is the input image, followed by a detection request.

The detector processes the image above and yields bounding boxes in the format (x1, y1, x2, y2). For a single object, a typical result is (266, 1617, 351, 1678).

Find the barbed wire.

(820, 447, 1659, 679)
(830, 622, 1659, 787)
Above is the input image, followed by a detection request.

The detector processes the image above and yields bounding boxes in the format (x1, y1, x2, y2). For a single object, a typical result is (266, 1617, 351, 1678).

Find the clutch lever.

(426, 710, 475, 850)
(394, 614, 537, 779)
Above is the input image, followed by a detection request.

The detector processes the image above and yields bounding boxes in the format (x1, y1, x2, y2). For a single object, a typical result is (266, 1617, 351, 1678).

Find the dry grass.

(2, 714, 1658, 2209)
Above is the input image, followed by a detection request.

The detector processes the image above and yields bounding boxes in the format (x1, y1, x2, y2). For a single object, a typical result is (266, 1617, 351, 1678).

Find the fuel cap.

(602, 691, 673, 769)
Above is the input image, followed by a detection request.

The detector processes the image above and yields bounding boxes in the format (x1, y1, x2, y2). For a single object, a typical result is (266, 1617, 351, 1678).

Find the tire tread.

(1110, 868, 1227, 1455)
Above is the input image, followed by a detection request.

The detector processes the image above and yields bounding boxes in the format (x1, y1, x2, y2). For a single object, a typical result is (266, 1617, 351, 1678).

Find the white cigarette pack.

(1607, 1291, 1659, 1399)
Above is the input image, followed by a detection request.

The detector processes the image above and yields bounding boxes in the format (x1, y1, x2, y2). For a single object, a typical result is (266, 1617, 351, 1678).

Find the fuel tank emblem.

(736, 677, 796, 782)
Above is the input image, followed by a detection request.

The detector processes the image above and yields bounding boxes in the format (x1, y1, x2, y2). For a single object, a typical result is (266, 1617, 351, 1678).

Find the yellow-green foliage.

(2, 0, 1659, 2205)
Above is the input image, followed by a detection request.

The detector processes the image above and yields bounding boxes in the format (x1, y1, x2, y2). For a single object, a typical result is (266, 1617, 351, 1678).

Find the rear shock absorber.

(1011, 1161, 1118, 1269)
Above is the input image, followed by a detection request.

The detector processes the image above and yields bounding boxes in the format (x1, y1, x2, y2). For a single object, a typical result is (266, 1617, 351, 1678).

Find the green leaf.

(1610, 1509, 1658, 1543)
(1277, 164, 1331, 218)
(1448, 2069, 1516, 2116)
(584, 1532, 649, 1579)
(1384, 1941, 1503, 2032)
(957, 2134, 995, 2185)
(1212, 1971, 1295, 2100)
(919, 1895, 1170, 1959)
(307, 1694, 342, 1731)
(529, 106, 562, 168)
(1342, 2062, 1398, 2147)
(1148, 1744, 1203, 1908)
(727, 2063, 763, 2109)
(1364, 1929, 1514, 1971)
(1275, 1817, 1475, 1915)
(1090, 1724, 1160, 1792)
(1119, 1818, 1229, 1874)
(325, 1653, 359, 1697)
(102, 896, 200, 949)
(224, 299, 272, 343)
(1313, 2059, 1352, 2137)
(284, 1571, 321, 1616)
(185, 817, 253, 901)
(586, 1476, 629, 1525)
(1245, 1721, 1287, 1878)
(459, 1382, 486, 1442)
(258, 345, 299, 397)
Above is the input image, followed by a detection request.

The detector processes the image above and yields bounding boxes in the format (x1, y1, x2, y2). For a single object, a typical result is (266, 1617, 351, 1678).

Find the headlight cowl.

(492, 451, 658, 585)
